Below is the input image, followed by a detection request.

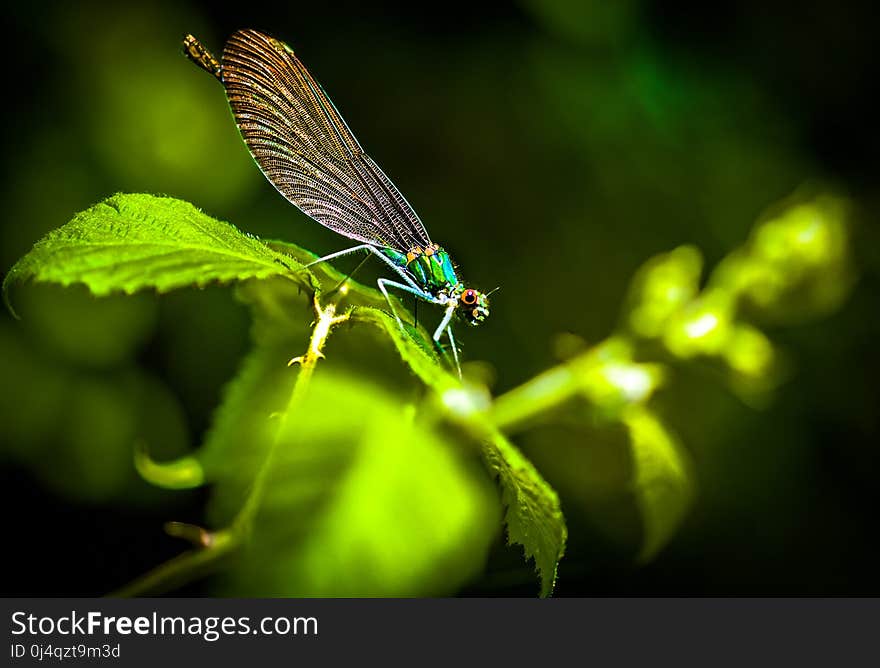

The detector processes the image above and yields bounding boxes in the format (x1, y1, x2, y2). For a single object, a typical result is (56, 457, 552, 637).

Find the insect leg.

(430, 303, 461, 378)
(378, 282, 461, 378)
(446, 325, 462, 379)
(376, 278, 435, 331)
(302, 243, 375, 270)
(305, 245, 425, 293)
(326, 252, 372, 298)
(432, 303, 457, 342)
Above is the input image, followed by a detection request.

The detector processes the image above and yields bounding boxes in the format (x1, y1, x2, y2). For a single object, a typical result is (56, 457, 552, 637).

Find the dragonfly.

(182, 29, 491, 375)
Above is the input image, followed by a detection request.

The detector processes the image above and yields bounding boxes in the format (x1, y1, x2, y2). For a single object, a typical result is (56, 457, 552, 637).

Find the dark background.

(1, 0, 879, 595)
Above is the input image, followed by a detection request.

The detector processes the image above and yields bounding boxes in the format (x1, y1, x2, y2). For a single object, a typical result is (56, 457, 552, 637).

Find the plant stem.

(109, 295, 348, 597)
(490, 364, 578, 434)
(232, 296, 348, 536)
(107, 529, 237, 597)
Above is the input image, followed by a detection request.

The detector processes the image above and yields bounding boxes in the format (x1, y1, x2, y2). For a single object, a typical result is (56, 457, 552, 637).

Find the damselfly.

(182, 30, 491, 375)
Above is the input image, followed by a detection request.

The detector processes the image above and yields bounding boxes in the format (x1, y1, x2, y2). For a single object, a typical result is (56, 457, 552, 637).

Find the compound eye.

(461, 289, 478, 306)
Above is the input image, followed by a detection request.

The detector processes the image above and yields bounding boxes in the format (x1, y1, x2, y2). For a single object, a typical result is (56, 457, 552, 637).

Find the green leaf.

(218, 282, 564, 596)
(350, 307, 447, 386)
(3, 193, 307, 310)
(355, 307, 566, 596)
(134, 444, 205, 491)
(622, 405, 694, 561)
(199, 341, 500, 596)
(479, 426, 567, 597)
(177, 274, 499, 596)
(197, 343, 294, 484)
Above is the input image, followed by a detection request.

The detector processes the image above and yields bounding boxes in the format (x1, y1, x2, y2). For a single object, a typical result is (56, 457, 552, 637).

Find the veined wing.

(221, 29, 432, 252)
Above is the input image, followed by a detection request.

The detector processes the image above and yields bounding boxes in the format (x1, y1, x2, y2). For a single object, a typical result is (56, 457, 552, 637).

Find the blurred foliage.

(4, 186, 855, 595)
(2, 1, 878, 596)
(0, 301, 190, 506)
(494, 189, 854, 563)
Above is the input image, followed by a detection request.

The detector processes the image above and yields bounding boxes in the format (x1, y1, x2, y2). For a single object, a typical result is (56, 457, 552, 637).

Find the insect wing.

(221, 29, 432, 252)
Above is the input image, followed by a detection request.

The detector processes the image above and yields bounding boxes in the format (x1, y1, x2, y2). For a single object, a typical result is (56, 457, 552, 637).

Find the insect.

(182, 29, 491, 375)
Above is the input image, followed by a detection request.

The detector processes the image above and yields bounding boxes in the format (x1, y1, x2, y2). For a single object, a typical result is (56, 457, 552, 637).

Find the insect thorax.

(380, 243, 460, 296)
